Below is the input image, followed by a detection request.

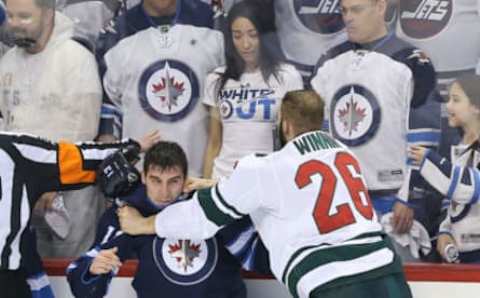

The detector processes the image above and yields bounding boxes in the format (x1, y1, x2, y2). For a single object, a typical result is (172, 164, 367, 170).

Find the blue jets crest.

(139, 60, 199, 122)
(399, 0, 452, 39)
(153, 237, 218, 285)
(293, 0, 344, 34)
(330, 84, 381, 146)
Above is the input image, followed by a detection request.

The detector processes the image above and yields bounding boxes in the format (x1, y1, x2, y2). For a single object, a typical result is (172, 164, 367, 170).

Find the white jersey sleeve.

(202, 69, 222, 107)
(419, 149, 480, 205)
(155, 154, 262, 239)
(103, 41, 128, 110)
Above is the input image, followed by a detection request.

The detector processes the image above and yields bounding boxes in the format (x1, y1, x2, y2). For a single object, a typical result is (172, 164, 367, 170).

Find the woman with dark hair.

(410, 74, 480, 263)
(203, 0, 303, 179)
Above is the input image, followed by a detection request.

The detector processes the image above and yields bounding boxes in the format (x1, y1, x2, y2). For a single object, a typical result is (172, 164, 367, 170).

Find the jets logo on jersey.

(400, 0, 452, 39)
(153, 237, 218, 285)
(293, 0, 344, 34)
(218, 88, 276, 121)
(330, 85, 381, 146)
(139, 60, 199, 122)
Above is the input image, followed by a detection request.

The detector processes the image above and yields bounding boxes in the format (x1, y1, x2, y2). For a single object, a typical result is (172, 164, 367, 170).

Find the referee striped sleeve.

(197, 186, 245, 227)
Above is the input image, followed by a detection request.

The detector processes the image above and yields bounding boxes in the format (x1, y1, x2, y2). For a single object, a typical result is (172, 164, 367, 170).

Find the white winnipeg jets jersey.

(311, 49, 412, 191)
(103, 24, 224, 176)
(274, 0, 347, 77)
(396, 0, 480, 79)
(155, 131, 391, 298)
(203, 64, 303, 178)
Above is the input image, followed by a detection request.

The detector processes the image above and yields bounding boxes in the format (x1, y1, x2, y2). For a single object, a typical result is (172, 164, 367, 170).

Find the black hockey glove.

(97, 144, 141, 198)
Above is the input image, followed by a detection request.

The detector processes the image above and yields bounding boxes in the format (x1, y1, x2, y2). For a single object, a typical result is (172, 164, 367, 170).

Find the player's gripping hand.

(183, 177, 217, 193)
(117, 206, 155, 235)
(89, 247, 122, 275)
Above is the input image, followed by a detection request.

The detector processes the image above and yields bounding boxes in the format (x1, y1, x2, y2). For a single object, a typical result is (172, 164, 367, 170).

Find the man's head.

(340, 0, 388, 44)
(279, 90, 324, 144)
(142, 141, 188, 206)
(142, 0, 176, 17)
(5, 0, 54, 53)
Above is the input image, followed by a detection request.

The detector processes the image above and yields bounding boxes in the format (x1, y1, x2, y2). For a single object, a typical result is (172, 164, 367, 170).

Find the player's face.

(6, 0, 49, 48)
(341, 0, 387, 43)
(142, 165, 185, 205)
(231, 17, 260, 71)
(446, 82, 480, 128)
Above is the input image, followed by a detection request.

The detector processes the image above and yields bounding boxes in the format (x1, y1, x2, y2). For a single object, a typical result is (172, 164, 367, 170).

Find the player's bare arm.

(183, 177, 218, 193)
(117, 206, 156, 235)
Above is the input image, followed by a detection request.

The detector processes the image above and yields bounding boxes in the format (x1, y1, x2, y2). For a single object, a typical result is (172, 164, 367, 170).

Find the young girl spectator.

(203, 0, 303, 179)
(410, 74, 480, 263)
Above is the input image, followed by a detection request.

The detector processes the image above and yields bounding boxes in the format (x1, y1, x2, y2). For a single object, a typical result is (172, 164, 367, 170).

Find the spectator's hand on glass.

(408, 145, 427, 166)
(33, 191, 57, 216)
(437, 234, 457, 262)
(89, 247, 122, 275)
(392, 201, 414, 234)
(137, 130, 161, 152)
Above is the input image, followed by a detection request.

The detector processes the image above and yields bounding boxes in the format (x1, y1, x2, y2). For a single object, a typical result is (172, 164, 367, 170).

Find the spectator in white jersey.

(96, 0, 223, 178)
(410, 74, 480, 264)
(310, 0, 441, 261)
(117, 90, 413, 298)
(203, 0, 303, 179)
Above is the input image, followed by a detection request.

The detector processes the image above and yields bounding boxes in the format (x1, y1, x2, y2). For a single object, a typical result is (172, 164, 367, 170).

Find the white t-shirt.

(203, 64, 303, 179)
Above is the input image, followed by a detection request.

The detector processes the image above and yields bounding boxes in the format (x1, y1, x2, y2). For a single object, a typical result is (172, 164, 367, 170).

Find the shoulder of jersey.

(314, 40, 354, 70)
(278, 63, 301, 76)
(235, 153, 269, 172)
(378, 35, 431, 65)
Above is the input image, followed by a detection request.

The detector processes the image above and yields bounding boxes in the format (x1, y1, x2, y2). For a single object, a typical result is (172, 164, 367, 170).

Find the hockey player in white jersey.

(117, 90, 412, 298)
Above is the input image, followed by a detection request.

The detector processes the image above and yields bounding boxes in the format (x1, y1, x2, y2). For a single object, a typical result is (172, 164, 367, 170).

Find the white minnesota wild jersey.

(274, 0, 347, 76)
(395, 0, 480, 75)
(103, 24, 224, 176)
(155, 131, 398, 298)
(203, 64, 303, 178)
(311, 48, 412, 191)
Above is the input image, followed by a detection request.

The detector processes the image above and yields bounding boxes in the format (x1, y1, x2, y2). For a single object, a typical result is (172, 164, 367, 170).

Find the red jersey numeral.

(295, 152, 373, 234)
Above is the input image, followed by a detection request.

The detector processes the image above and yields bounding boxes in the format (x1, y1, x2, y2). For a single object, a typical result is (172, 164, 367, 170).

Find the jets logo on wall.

(293, 0, 344, 34)
(139, 60, 199, 122)
(153, 237, 218, 285)
(330, 85, 381, 146)
(400, 0, 452, 39)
